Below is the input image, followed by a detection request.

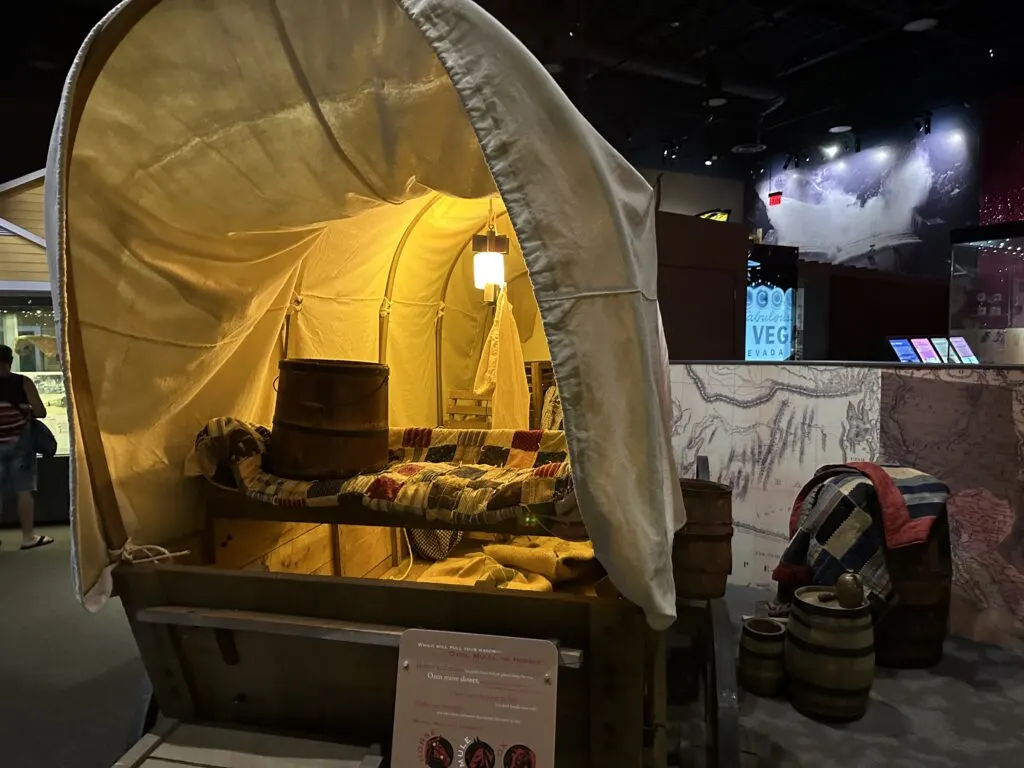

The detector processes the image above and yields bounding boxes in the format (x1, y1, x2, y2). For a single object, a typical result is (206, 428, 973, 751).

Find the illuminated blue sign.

(745, 283, 793, 360)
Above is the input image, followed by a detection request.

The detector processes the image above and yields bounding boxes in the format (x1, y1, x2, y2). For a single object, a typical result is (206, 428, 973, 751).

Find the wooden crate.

(444, 389, 492, 429)
(526, 361, 556, 429)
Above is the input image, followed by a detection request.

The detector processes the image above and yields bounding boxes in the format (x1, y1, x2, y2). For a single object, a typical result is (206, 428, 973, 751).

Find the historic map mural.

(671, 363, 1024, 650)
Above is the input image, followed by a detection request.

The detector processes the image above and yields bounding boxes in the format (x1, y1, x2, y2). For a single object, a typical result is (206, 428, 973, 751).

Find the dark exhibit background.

(749, 109, 980, 277)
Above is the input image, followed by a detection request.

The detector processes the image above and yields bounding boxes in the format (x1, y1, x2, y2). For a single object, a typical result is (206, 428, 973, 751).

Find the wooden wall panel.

(655, 211, 748, 360)
(0, 183, 45, 236)
(0, 182, 48, 282)
(0, 239, 47, 282)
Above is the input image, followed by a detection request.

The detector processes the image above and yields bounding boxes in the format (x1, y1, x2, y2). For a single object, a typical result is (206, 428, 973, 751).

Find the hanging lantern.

(473, 250, 506, 289)
(472, 230, 508, 290)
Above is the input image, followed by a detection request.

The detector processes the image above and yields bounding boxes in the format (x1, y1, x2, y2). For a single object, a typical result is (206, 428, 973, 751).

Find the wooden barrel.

(269, 359, 389, 480)
(738, 618, 786, 697)
(875, 515, 951, 669)
(672, 479, 733, 599)
(785, 586, 875, 722)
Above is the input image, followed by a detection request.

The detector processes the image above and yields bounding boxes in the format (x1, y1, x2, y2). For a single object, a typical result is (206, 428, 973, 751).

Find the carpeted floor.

(2, 529, 1022, 767)
(0, 526, 145, 768)
(724, 586, 1024, 768)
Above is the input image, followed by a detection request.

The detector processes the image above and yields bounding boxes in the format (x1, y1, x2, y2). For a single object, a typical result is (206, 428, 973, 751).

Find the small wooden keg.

(673, 479, 733, 599)
(738, 618, 786, 697)
(269, 359, 389, 480)
(785, 586, 875, 722)
(875, 515, 951, 669)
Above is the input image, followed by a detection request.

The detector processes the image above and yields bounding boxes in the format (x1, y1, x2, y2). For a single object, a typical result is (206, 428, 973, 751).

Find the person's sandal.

(20, 535, 54, 550)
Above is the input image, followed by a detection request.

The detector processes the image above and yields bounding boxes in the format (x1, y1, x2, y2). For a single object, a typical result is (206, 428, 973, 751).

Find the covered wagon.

(47, 0, 690, 765)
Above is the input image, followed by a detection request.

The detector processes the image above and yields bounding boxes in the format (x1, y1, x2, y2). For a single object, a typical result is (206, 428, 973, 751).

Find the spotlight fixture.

(662, 139, 682, 165)
(854, 135, 862, 153)
(914, 112, 932, 135)
(829, 125, 853, 134)
(704, 159, 713, 166)
(704, 154, 718, 167)
(783, 154, 794, 171)
(903, 17, 938, 33)
(707, 96, 729, 108)
(823, 144, 840, 159)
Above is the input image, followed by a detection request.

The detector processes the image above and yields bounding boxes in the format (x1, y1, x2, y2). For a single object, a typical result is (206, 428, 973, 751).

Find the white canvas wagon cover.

(46, 0, 685, 628)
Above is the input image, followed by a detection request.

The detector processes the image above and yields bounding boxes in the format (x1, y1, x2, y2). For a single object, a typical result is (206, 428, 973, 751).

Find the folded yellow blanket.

(483, 536, 595, 584)
(418, 553, 552, 592)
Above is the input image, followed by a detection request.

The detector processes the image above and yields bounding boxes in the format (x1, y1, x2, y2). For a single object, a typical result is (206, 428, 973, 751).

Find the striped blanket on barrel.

(772, 462, 948, 604)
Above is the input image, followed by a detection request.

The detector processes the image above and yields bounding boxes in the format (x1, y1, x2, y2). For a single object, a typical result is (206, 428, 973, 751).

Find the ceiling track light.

(903, 17, 938, 33)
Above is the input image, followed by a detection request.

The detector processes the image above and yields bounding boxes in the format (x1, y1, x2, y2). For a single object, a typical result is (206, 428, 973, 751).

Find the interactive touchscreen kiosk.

(888, 338, 921, 363)
(911, 338, 942, 364)
(950, 336, 980, 364)
(930, 337, 960, 364)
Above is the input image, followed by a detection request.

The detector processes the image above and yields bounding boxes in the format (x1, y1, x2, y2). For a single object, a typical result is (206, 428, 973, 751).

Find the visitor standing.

(0, 344, 51, 550)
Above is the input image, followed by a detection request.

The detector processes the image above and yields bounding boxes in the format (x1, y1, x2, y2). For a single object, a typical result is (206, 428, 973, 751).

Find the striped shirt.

(0, 374, 29, 443)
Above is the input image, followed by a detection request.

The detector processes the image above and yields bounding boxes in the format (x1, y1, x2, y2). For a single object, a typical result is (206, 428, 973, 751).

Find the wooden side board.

(114, 563, 662, 768)
(338, 525, 393, 579)
(113, 720, 383, 767)
(212, 519, 394, 579)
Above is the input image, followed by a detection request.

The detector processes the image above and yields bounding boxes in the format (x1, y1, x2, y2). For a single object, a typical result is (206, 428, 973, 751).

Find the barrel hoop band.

(739, 646, 785, 661)
(786, 630, 874, 658)
(786, 676, 873, 698)
(273, 422, 390, 437)
(794, 597, 872, 620)
(790, 608, 871, 633)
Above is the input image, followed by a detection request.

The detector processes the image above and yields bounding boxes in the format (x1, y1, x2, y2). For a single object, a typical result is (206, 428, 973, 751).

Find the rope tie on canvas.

(287, 295, 304, 315)
(379, 297, 393, 317)
(436, 301, 446, 324)
(117, 539, 191, 565)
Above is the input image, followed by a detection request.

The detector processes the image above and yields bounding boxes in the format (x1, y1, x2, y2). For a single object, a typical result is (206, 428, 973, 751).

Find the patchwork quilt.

(194, 418, 584, 536)
(772, 462, 949, 604)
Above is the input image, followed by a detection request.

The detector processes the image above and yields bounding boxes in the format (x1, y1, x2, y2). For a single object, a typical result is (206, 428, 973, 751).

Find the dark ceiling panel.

(1, 0, 1021, 181)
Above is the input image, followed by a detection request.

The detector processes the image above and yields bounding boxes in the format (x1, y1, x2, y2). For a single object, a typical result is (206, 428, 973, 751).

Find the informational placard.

(950, 336, 980, 364)
(888, 338, 921, 364)
(910, 337, 941, 364)
(392, 629, 558, 768)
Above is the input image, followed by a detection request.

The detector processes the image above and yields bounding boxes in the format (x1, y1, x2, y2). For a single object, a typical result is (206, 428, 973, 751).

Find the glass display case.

(0, 295, 68, 456)
(950, 222, 1024, 365)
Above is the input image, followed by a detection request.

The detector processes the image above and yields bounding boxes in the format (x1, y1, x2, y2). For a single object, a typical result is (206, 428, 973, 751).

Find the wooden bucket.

(875, 514, 951, 669)
(269, 360, 389, 480)
(738, 617, 786, 697)
(673, 479, 733, 599)
(785, 586, 875, 722)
